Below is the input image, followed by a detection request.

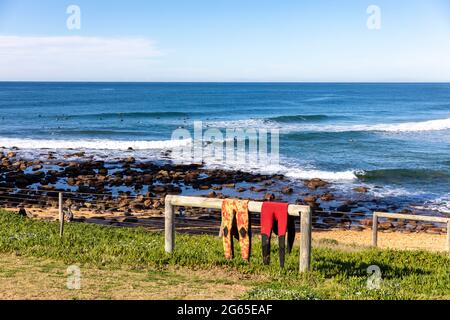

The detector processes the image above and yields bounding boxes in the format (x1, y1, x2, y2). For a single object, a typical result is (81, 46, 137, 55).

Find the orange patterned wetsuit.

(221, 199, 251, 261)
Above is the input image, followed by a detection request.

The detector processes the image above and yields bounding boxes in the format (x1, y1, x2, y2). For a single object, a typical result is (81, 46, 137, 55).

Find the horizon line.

(1, 80, 450, 84)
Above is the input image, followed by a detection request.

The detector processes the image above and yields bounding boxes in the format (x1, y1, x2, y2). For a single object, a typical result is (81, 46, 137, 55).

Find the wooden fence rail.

(372, 211, 450, 251)
(164, 195, 313, 273)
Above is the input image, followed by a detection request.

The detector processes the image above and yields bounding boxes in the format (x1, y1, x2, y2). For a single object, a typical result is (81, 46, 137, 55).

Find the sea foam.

(318, 117, 450, 133)
(205, 117, 450, 134)
(0, 137, 192, 150)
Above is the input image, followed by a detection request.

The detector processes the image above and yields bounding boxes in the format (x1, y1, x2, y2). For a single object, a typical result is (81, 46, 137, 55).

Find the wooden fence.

(29, 192, 450, 271)
(164, 195, 313, 273)
(372, 211, 450, 251)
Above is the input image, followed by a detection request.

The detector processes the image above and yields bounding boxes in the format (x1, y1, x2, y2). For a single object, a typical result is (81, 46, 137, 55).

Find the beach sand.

(311, 229, 448, 253)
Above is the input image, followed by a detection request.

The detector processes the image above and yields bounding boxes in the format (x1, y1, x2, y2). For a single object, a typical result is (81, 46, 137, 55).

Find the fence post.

(59, 192, 64, 237)
(372, 213, 378, 247)
(447, 220, 450, 252)
(165, 195, 175, 253)
(299, 207, 312, 272)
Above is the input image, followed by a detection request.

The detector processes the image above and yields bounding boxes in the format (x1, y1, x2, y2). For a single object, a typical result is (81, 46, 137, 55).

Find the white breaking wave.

(207, 117, 450, 133)
(317, 117, 450, 133)
(420, 194, 450, 214)
(205, 119, 270, 130)
(209, 162, 357, 181)
(1, 136, 359, 181)
(176, 152, 359, 181)
(281, 167, 357, 181)
(368, 186, 427, 198)
(0, 137, 192, 150)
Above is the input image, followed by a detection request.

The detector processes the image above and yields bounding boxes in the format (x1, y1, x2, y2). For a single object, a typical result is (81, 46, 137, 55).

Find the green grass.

(0, 210, 448, 300)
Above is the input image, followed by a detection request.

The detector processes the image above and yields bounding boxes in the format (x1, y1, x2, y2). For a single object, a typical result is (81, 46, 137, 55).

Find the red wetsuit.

(260, 202, 295, 268)
(261, 202, 289, 238)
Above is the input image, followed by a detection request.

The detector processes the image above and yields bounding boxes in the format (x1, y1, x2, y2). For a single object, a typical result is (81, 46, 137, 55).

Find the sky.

(0, 0, 449, 82)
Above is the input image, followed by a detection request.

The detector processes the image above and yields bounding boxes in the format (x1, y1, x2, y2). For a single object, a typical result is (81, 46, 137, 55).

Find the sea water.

(1, 82, 449, 214)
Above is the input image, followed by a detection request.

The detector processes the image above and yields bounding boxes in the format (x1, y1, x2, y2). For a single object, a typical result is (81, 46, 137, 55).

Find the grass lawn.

(0, 210, 448, 300)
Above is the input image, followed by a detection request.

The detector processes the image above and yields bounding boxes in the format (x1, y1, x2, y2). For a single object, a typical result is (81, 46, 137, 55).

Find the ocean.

(1, 82, 450, 215)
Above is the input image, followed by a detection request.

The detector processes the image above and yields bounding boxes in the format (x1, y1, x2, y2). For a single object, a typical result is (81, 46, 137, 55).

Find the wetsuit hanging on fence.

(261, 202, 296, 268)
(221, 199, 251, 261)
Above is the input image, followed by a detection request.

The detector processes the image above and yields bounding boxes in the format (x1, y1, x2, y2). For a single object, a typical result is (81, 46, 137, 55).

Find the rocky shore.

(0, 148, 447, 235)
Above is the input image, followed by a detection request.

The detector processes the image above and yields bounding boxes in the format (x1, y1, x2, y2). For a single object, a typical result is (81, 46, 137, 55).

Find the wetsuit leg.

(221, 200, 235, 260)
(261, 203, 274, 265)
(275, 207, 288, 268)
(278, 235, 286, 268)
(287, 216, 296, 254)
(236, 200, 250, 261)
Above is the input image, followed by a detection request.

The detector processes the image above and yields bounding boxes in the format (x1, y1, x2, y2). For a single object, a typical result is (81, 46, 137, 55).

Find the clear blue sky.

(0, 0, 449, 81)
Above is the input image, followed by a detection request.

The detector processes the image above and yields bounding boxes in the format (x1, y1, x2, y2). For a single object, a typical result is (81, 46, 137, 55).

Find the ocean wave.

(421, 194, 450, 214)
(182, 154, 358, 181)
(0, 137, 192, 150)
(303, 96, 337, 102)
(205, 119, 269, 129)
(368, 186, 428, 198)
(282, 167, 357, 180)
(207, 117, 450, 133)
(267, 114, 329, 123)
(215, 163, 358, 181)
(323, 117, 450, 133)
(357, 168, 450, 184)
(54, 129, 152, 136)
(1, 135, 359, 181)
(65, 111, 195, 120)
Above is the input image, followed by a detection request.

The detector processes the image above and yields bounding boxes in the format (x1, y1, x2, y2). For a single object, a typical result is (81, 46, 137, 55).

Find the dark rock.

(379, 221, 393, 230)
(426, 227, 444, 235)
(360, 218, 373, 227)
(320, 192, 334, 201)
(6, 152, 16, 159)
(304, 178, 328, 190)
(336, 204, 352, 212)
(72, 152, 85, 157)
(130, 201, 144, 210)
(304, 195, 317, 205)
(207, 191, 217, 198)
(151, 186, 167, 193)
(264, 193, 276, 201)
(353, 187, 369, 193)
(331, 211, 344, 218)
(143, 199, 152, 208)
(142, 174, 153, 184)
(281, 186, 293, 194)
